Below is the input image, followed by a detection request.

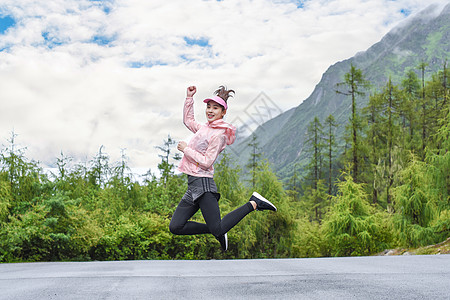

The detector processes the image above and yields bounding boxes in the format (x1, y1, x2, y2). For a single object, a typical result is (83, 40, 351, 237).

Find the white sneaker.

(216, 233, 228, 251)
(250, 192, 277, 211)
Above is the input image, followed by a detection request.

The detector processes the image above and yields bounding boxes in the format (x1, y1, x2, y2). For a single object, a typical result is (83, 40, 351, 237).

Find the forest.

(0, 62, 449, 262)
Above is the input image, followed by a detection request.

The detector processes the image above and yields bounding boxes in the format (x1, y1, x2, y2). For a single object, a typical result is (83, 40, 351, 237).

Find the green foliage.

(324, 114, 338, 196)
(245, 161, 297, 258)
(0, 132, 50, 213)
(301, 179, 329, 222)
(322, 174, 392, 256)
(432, 210, 450, 242)
(90, 212, 172, 260)
(291, 215, 324, 257)
(286, 166, 302, 201)
(1, 63, 449, 261)
(391, 105, 450, 247)
(0, 180, 11, 222)
(336, 64, 370, 182)
(363, 79, 404, 205)
(245, 134, 262, 189)
(393, 155, 440, 247)
(304, 116, 324, 189)
(0, 204, 50, 262)
(214, 152, 245, 206)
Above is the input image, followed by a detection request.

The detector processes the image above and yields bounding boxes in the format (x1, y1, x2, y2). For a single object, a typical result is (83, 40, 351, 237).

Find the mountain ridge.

(230, 3, 450, 180)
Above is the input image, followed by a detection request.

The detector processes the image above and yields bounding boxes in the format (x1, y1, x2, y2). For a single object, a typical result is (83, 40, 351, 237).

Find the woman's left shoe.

(250, 192, 277, 211)
(216, 233, 228, 251)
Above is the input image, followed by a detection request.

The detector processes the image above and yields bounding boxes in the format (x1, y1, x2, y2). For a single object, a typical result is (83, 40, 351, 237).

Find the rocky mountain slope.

(230, 3, 450, 180)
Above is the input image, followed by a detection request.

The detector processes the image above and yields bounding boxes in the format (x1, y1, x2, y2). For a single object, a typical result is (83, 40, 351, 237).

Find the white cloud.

(0, 0, 447, 171)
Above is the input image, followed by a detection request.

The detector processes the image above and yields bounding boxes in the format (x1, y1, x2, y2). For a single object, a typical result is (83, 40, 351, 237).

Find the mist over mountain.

(229, 3, 450, 181)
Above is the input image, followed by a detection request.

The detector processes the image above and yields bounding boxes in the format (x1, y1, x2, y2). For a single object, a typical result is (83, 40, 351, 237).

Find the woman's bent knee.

(169, 221, 182, 235)
(209, 224, 222, 237)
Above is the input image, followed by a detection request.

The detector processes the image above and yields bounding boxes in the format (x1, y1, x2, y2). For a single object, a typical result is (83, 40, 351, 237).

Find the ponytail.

(214, 86, 235, 104)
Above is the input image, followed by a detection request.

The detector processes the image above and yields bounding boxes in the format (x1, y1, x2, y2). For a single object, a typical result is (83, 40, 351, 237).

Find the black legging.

(169, 192, 254, 237)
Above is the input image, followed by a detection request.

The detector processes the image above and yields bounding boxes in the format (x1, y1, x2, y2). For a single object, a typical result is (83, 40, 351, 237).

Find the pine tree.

(0, 131, 43, 209)
(56, 151, 72, 181)
(400, 69, 421, 153)
(287, 164, 301, 201)
(392, 154, 439, 247)
(89, 145, 110, 188)
(442, 60, 449, 108)
(363, 92, 383, 204)
(155, 134, 177, 187)
(322, 173, 391, 256)
(363, 79, 403, 205)
(381, 79, 403, 204)
(427, 61, 450, 149)
(428, 80, 449, 217)
(302, 117, 328, 221)
(246, 134, 262, 189)
(1, 131, 27, 192)
(302, 179, 328, 222)
(113, 148, 132, 185)
(304, 116, 324, 190)
(336, 64, 370, 182)
(324, 115, 337, 196)
(418, 61, 431, 157)
(214, 151, 244, 205)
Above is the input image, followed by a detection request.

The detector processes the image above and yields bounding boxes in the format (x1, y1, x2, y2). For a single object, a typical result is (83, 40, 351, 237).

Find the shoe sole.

(224, 233, 228, 251)
(252, 192, 277, 211)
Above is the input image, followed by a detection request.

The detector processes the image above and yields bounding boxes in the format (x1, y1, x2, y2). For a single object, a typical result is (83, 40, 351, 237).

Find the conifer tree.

(322, 173, 390, 256)
(400, 69, 421, 152)
(418, 61, 431, 157)
(287, 164, 301, 201)
(250, 161, 296, 258)
(89, 145, 110, 188)
(393, 154, 439, 247)
(442, 60, 448, 108)
(304, 116, 324, 190)
(246, 134, 262, 189)
(0, 181, 11, 222)
(214, 151, 244, 206)
(113, 148, 132, 184)
(324, 114, 337, 195)
(427, 61, 450, 149)
(1, 131, 26, 192)
(336, 64, 370, 182)
(380, 79, 403, 204)
(303, 117, 328, 221)
(56, 151, 72, 181)
(302, 179, 328, 222)
(363, 92, 383, 204)
(155, 134, 177, 187)
(0, 131, 43, 208)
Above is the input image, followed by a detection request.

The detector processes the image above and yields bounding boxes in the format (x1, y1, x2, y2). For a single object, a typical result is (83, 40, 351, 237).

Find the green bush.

(322, 174, 393, 256)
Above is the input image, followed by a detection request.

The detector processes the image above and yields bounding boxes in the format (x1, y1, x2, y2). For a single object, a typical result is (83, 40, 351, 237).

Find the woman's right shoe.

(250, 192, 277, 211)
(216, 233, 228, 251)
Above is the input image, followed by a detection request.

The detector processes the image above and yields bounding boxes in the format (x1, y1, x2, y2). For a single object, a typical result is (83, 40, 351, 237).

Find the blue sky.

(0, 0, 447, 172)
(0, 15, 15, 34)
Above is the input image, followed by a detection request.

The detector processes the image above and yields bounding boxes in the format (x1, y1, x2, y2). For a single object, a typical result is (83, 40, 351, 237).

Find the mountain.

(229, 3, 450, 181)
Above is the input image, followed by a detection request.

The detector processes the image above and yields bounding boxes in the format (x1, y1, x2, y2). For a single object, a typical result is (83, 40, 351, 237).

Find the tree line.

(286, 61, 449, 256)
(0, 130, 297, 261)
(0, 61, 448, 262)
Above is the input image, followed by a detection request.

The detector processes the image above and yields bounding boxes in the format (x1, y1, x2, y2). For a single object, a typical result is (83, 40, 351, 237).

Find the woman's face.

(206, 101, 226, 123)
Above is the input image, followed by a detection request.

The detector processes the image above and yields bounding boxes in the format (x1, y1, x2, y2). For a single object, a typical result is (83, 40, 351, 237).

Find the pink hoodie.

(178, 97, 236, 178)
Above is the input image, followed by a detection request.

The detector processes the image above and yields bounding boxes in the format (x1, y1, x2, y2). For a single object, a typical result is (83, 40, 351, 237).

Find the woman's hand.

(177, 141, 187, 152)
(187, 86, 196, 97)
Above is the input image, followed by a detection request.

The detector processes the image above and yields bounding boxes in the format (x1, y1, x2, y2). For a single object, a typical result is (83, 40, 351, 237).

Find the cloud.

(0, 0, 448, 171)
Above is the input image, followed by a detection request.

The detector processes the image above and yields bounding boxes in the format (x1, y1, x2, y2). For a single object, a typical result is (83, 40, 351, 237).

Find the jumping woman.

(169, 85, 277, 251)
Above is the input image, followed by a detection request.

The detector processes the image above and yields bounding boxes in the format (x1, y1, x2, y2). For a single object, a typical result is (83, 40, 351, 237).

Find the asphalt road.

(0, 255, 449, 299)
